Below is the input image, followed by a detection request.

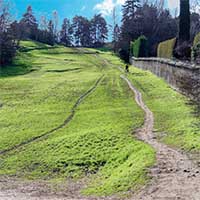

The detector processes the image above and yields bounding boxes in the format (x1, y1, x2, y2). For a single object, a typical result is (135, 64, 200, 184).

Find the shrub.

(174, 41, 191, 60)
(131, 36, 148, 58)
(192, 32, 200, 64)
(118, 48, 129, 63)
(193, 32, 200, 47)
(157, 38, 176, 59)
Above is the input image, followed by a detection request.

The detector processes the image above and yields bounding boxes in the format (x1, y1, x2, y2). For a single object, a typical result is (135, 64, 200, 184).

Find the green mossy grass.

(0, 41, 155, 197)
(127, 68, 200, 151)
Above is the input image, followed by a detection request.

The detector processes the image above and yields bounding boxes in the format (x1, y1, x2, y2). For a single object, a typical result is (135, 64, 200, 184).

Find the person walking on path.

(125, 64, 129, 73)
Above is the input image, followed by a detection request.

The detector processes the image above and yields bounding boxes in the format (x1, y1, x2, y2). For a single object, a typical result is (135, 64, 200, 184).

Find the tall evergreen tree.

(72, 16, 91, 47)
(60, 18, 73, 46)
(91, 14, 108, 47)
(122, 0, 140, 21)
(179, 0, 190, 42)
(20, 6, 38, 40)
(119, 0, 141, 61)
(174, 0, 191, 59)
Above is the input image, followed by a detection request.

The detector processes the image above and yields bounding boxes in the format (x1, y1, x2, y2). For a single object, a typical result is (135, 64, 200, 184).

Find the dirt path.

(121, 75, 200, 200)
(1, 53, 200, 200)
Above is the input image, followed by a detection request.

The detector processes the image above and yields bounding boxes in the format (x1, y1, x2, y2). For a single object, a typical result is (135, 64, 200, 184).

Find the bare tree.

(52, 10, 59, 42)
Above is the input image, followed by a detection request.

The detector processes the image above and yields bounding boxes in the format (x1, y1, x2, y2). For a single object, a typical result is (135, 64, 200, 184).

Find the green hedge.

(192, 33, 200, 64)
(193, 32, 200, 47)
(131, 36, 148, 57)
(157, 38, 176, 59)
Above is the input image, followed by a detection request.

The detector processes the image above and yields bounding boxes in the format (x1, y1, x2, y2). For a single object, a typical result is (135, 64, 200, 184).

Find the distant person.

(125, 64, 129, 73)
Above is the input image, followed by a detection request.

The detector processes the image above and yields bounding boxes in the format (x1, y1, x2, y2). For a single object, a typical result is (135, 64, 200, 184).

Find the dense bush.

(131, 36, 148, 58)
(193, 32, 200, 46)
(118, 48, 130, 63)
(157, 38, 176, 59)
(174, 41, 191, 60)
(192, 32, 200, 64)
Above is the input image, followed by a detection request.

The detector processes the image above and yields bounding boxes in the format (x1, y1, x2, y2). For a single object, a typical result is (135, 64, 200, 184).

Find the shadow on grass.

(41, 49, 98, 55)
(19, 46, 60, 53)
(0, 52, 39, 78)
(0, 64, 38, 78)
(46, 68, 81, 73)
(187, 100, 200, 118)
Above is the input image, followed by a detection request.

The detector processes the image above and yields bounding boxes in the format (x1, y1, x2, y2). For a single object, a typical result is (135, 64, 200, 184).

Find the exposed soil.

(0, 176, 116, 200)
(0, 66, 200, 199)
(121, 75, 200, 200)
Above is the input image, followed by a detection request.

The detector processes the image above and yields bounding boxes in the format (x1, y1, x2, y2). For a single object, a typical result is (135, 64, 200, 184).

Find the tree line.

(0, 1, 108, 66)
(1, 0, 200, 66)
(115, 0, 200, 61)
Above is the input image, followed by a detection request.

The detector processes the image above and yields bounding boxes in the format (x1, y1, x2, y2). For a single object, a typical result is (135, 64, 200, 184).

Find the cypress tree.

(179, 0, 190, 42)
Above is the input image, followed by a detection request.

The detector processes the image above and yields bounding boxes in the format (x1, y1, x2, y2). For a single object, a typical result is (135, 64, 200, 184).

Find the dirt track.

(0, 75, 104, 156)
(0, 72, 200, 200)
(121, 75, 200, 200)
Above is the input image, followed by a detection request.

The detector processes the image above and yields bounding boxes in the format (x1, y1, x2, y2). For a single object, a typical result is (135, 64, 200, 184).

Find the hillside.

(0, 41, 200, 199)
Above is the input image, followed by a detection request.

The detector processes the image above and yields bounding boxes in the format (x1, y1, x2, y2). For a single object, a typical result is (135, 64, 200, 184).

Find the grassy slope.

(96, 50, 200, 152)
(127, 68, 200, 151)
(0, 41, 155, 196)
(0, 41, 102, 152)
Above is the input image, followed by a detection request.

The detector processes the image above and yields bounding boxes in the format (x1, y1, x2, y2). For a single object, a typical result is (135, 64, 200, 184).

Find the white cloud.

(94, 0, 125, 16)
(94, 0, 114, 16)
(81, 6, 86, 11)
(95, 0, 197, 17)
(167, 0, 200, 15)
(168, 0, 179, 10)
(116, 0, 126, 5)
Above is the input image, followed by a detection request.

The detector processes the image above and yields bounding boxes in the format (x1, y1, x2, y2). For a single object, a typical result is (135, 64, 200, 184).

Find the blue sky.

(12, 0, 179, 24)
(11, 0, 180, 41)
(13, 0, 101, 20)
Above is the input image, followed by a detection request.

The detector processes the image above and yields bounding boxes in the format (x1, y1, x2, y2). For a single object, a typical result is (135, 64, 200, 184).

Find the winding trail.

(121, 75, 200, 200)
(1, 51, 200, 199)
(0, 75, 104, 156)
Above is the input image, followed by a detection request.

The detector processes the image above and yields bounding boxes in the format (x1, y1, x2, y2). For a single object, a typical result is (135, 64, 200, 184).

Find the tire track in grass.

(0, 75, 104, 156)
(121, 75, 200, 200)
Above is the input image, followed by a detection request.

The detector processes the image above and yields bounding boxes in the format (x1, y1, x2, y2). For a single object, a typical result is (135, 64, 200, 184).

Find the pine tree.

(118, 0, 141, 61)
(72, 16, 91, 47)
(122, 0, 140, 22)
(60, 18, 73, 46)
(91, 14, 108, 47)
(20, 5, 38, 40)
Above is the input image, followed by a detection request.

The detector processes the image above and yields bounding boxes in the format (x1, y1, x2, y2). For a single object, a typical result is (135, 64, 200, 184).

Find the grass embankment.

(0, 41, 155, 196)
(0, 41, 102, 152)
(96, 50, 200, 152)
(127, 68, 200, 151)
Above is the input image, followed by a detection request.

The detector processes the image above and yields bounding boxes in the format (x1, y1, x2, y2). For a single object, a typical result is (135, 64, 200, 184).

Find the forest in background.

(1, 0, 200, 65)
